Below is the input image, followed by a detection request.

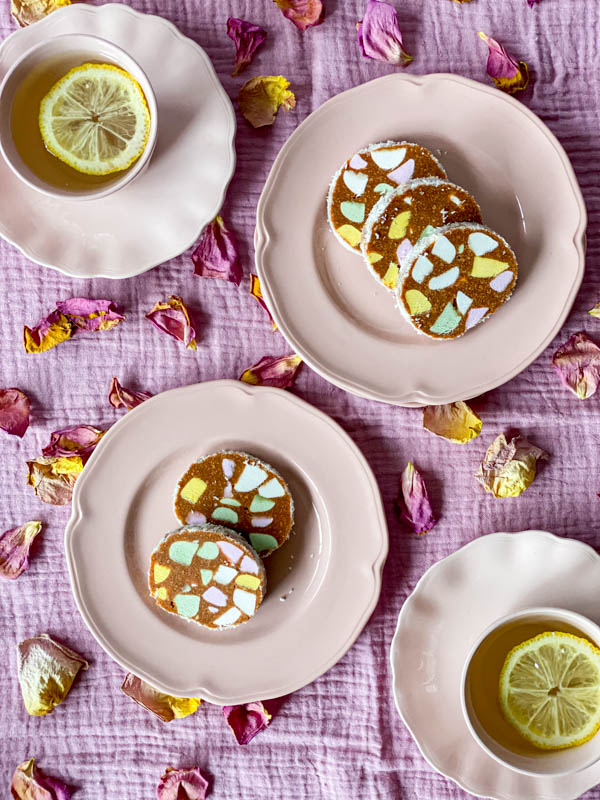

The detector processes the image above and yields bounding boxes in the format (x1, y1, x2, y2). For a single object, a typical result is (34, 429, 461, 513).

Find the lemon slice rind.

(39, 63, 150, 177)
(499, 631, 600, 750)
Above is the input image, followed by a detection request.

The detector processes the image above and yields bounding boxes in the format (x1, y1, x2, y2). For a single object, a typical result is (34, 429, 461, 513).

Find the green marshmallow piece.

(174, 594, 200, 618)
(220, 498, 241, 507)
(197, 541, 219, 560)
(200, 569, 213, 586)
(212, 507, 239, 524)
(249, 533, 279, 553)
(169, 540, 199, 566)
(250, 495, 275, 513)
(430, 302, 462, 335)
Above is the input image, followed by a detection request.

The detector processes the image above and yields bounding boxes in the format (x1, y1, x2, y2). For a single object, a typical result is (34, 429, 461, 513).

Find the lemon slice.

(39, 63, 150, 176)
(499, 631, 600, 750)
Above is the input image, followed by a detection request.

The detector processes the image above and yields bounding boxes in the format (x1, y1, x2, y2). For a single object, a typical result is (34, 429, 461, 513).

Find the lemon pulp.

(39, 63, 150, 176)
(499, 631, 600, 750)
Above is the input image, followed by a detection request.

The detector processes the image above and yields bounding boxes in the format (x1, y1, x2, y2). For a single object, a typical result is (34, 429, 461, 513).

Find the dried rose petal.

(0, 388, 30, 437)
(249, 274, 277, 329)
(238, 76, 296, 128)
(478, 32, 529, 94)
(589, 302, 600, 319)
(146, 296, 197, 351)
(423, 401, 482, 444)
(121, 674, 201, 722)
(0, 521, 42, 580)
(357, 0, 412, 66)
(475, 433, 548, 498)
(10, 0, 69, 26)
(42, 425, 105, 459)
(223, 701, 272, 745)
(227, 18, 267, 76)
(527, 0, 540, 5)
(157, 767, 208, 800)
(56, 298, 124, 332)
(192, 216, 242, 286)
(27, 456, 83, 505)
(10, 758, 71, 800)
(24, 310, 72, 355)
(395, 462, 436, 536)
(240, 354, 302, 388)
(109, 377, 152, 411)
(17, 634, 88, 716)
(552, 332, 600, 400)
(273, 0, 323, 30)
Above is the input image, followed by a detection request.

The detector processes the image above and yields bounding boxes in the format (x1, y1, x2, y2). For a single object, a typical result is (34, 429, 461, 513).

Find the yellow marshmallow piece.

(383, 262, 399, 289)
(153, 564, 171, 584)
(388, 211, 411, 240)
(235, 574, 261, 591)
(367, 251, 383, 264)
(337, 224, 361, 247)
(471, 257, 509, 278)
(405, 289, 432, 315)
(180, 477, 207, 504)
(155, 587, 168, 600)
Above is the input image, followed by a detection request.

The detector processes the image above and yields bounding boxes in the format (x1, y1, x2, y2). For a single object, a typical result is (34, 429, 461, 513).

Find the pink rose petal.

(0, 388, 30, 437)
(272, 0, 323, 31)
(23, 310, 73, 354)
(552, 331, 600, 400)
(527, 0, 540, 6)
(357, 0, 413, 66)
(226, 17, 267, 76)
(10, 758, 71, 800)
(42, 425, 105, 459)
(239, 354, 302, 388)
(396, 462, 436, 535)
(146, 296, 197, 351)
(0, 521, 42, 580)
(222, 701, 272, 745)
(192, 216, 242, 286)
(156, 767, 209, 800)
(478, 32, 529, 94)
(56, 298, 124, 332)
(249, 274, 277, 329)
(121, 674, 201, 722)
(109, 377, 152, 411)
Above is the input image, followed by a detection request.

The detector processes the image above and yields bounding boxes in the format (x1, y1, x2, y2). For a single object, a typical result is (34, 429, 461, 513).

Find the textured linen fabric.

(0, 0, 599, 798)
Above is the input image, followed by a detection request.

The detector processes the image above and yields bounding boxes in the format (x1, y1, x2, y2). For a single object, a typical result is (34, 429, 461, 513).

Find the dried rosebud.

(272, 0, 323, 30)
(423, 401, 482, 444)
(223, 701, 272, 745)
(26, 456, 84, 505)
(157, 767, 209, 800)
(0, 388, 30, 437)
(249, 274, 277, 329)
(227, 18, 267, 76)
(478, 32, 529, 94)
(109, 377, 152, 411)
(357, 0, 412, 66)
(146, 296, 197, 350)
(240, 354, 302, 388)
(192, 216, 242, 286)
(0, 521, 42, 580)
(24, 310, 72, 354)
(10, 758, 71, 800)
(395, 462, 436, 535)
(56, 298, 124, 332)
(238, 76, 296, 128)
(10, 0, 69, 26)
(121, 674, 201, 722)
(475, 433, 548, 498)
(552, 332, 600, 400)
(17, 634, 88, 715)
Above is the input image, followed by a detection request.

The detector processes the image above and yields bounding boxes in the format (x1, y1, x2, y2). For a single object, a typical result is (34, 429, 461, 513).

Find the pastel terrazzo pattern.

(360, 178, 482, 290)
(173, 451, 294, 555)
(149, 523, 266, 630)
(327, 141, 446, 254)
(396, 223, 518, 339)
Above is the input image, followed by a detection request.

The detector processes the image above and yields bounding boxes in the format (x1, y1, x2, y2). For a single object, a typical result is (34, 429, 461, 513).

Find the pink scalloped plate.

(65, 381, 388, 703)
(255, 74, 586, 407)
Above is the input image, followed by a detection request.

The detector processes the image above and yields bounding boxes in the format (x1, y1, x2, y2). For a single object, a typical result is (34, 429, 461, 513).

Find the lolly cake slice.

(149, 523, 266, 630)
(327, 141, 446, 254)
(361, 178, 482, 290)
(396, 223, 518, 340)
(174, 451, 293, 557)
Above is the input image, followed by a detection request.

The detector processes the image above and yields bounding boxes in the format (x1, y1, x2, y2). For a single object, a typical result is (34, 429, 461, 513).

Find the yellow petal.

(17, 634, 88, 715)
(423, 401, 482, 444)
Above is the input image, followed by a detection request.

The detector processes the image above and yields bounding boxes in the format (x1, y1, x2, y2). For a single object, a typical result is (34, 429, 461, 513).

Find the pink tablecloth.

(1, 0, 599, 797)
